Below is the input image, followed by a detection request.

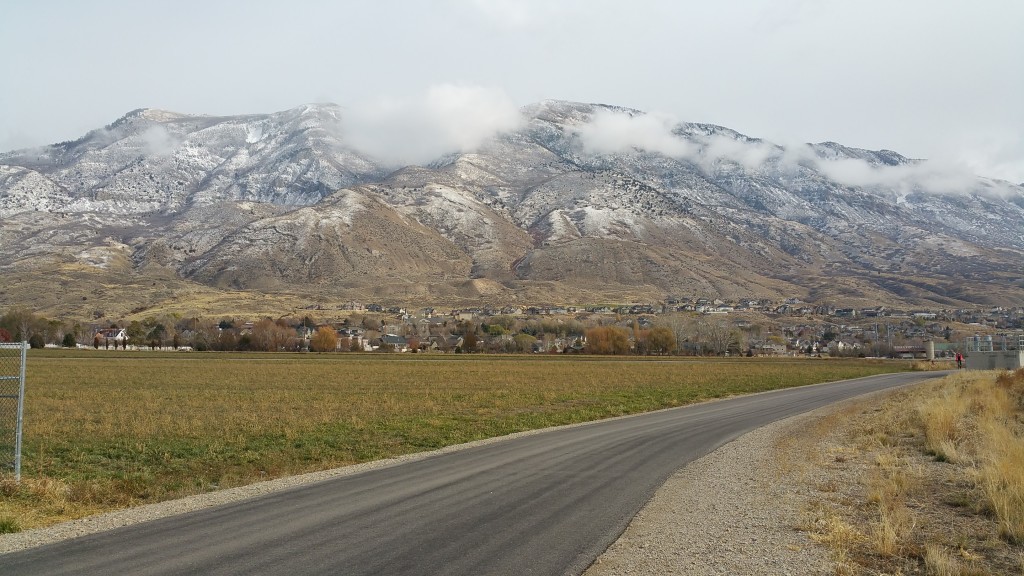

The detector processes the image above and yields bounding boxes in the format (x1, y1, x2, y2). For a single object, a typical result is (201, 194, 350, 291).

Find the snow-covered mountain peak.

(1, 101, 1022, 310)
(133, 109, 192, 123)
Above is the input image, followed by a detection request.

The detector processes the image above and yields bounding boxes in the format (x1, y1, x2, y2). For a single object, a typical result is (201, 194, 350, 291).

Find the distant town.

(5, 297, 1020, 358)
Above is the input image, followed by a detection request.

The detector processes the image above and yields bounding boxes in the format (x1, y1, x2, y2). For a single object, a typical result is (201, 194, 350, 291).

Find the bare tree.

(695, 318, 738, 356)
(251, 318, 294, 351)
(661, 314, 692, 354)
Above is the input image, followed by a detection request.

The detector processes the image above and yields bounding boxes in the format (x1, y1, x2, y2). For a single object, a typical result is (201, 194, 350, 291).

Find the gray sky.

(2, 0, 1022, 182)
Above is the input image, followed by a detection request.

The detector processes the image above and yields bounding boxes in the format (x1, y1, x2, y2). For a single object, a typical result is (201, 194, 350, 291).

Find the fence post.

(1, 341, 28, 482)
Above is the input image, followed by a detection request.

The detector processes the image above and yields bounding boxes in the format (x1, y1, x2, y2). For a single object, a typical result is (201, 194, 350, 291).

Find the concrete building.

(964, 333, 1024, 370)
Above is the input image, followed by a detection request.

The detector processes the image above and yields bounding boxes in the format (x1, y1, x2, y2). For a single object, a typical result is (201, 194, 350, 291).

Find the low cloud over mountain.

(341, 84, 524, 167)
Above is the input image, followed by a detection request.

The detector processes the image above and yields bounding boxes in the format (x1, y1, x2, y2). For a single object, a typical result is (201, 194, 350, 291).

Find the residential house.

(427, 335, 463, 352)
(893, 345, 927, 359)
(455, 311, 476, 322)
(755, 343, 788, 356)
(828, 340, 862, 355)
(95, 328, 128, 344)
(377, 334, 410, 353)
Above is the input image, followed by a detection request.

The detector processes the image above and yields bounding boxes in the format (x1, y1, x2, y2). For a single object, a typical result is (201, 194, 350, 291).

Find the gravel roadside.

(1, 393, 873, 573)
(581, 395, 888, 576)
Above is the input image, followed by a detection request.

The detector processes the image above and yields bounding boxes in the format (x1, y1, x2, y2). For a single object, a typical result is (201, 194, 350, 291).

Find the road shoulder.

(582, 391, 899, 575)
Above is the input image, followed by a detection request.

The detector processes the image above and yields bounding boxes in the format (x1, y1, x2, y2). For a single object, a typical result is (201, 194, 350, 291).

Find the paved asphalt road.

(1, 371, 943, 576)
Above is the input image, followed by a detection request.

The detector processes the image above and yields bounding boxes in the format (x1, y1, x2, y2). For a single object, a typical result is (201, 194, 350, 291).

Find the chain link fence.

(0, 342, 27, 481)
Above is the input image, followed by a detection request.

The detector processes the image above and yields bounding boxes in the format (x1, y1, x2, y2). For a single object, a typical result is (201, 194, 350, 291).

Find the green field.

(1, 350, 909, 531)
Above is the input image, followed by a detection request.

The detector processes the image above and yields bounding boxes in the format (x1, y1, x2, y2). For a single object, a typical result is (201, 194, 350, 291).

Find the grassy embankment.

(800, 367, 1024, 575)
(0, 351, 906, 532)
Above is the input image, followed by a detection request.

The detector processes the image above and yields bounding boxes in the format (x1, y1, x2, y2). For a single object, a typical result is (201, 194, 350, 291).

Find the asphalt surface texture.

(1, 371, 942, 576)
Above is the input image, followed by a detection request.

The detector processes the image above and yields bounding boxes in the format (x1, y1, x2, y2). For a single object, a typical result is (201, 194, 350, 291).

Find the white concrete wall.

(965, 351, 1024, 370)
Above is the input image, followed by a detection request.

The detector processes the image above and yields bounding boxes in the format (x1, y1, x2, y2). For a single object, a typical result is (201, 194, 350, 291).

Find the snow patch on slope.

(0, 166, 70, 216)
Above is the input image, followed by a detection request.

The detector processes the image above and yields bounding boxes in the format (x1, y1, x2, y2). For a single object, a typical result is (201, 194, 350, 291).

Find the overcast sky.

(2, 0, 1021, 182)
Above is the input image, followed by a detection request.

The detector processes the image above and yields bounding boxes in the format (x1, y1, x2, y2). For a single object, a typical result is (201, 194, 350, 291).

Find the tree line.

(2, 306, 865, 357)
(0, 308, 743, 355)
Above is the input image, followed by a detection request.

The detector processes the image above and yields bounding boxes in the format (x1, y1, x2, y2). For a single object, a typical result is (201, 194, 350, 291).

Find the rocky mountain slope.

(1, 101, 1022, 318)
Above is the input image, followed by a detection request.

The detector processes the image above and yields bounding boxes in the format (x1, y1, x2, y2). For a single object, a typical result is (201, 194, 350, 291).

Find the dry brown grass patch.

(913, 360, 957, 371)
(805, 507, 864, 575)
(979, 421, 1024, 543)
(792, 368, 1024, 574)
(873, 503, 915, 558)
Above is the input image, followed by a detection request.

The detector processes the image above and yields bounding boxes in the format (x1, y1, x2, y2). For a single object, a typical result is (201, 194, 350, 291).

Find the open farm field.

(1, 351, 909, 531)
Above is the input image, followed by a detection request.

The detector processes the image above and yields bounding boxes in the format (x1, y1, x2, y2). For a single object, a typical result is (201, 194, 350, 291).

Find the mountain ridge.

(1, 101, 1022, 319)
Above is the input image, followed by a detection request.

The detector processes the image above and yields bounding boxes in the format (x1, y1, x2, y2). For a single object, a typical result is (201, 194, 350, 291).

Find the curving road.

(1, 371, 942, 576)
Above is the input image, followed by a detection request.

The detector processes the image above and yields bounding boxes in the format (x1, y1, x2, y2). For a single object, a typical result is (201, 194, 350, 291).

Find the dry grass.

(924, 544, 975, 576)
(912, 359, 957, 371)
(801, 499, 864, 576)
(795, 367, 1024, 574)
(980, 370, 1024, 543)
(810, 512, 863, 575)
(918, 387, 963, 460)
(918, 369, 1024, 543)
(0, 264, 317, 322)
(0, 351, 904, 531)
(866, 453, 919, 558)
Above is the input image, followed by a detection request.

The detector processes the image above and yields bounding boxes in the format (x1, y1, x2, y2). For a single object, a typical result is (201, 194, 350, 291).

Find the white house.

(94, 328, 128, 348)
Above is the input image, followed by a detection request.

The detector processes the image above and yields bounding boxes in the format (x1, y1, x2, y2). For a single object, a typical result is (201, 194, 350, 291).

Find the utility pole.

(874, 323, 879, 357)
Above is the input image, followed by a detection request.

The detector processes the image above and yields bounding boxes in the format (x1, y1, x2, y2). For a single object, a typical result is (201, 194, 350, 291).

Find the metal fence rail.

(964, 333, 1024, 352)
(0, 342, 28, 481)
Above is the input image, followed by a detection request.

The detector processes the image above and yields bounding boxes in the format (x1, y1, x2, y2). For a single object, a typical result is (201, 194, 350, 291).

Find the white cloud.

(935, 130, 1024, 185)
(576, 108, 781, 171)
(575, 108, 1020, 198)
(576, 109, 697, 158)
(0, 128, 40, 153)
(342, 84, 524, 167)
(141, 125, 178, 156)
(814, 156, 1012, 198)
(768, 139, 1012, 197)
(466, 0, 532, 28)
(701, 134, 778, 171)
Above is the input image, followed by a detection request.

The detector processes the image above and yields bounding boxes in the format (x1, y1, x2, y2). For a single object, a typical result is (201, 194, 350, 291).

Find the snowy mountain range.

(1, 101, 1022, 317)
